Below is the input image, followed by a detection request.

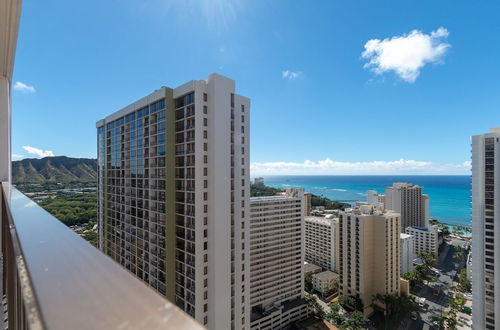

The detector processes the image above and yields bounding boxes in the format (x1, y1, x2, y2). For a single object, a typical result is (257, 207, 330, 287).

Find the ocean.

(262, 175, 471, 227)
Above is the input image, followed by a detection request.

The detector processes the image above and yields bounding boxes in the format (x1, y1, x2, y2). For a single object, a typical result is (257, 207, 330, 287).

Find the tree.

(430, 313, 446, 330)
(458, 268, 471, 292)
(373, 294, 420, 328)
(419, 251, 436, 269)
(342, 311, 367, 330)
(305, 274, 313, 292)
(305, 294, 326, 319)
(339, 295, 363, 312)
(453, 245, 466, 263)
(327, 303, 345, 327)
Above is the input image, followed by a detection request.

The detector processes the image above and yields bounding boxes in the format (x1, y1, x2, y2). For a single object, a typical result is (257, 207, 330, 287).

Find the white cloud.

(13, 81, 36, 93)
(282, 70, 303, 80)
(361, 27, 450, 83)
(251, 158, 471, 175)
(22, 146, 55, 158)
(11, 154, 25, 160)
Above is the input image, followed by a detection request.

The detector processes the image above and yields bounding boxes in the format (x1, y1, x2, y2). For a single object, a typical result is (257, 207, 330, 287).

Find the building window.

(203, 106, 207, 114)
(203, 93, 207, 102)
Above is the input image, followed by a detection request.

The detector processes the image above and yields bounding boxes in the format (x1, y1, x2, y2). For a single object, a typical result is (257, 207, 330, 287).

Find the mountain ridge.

(12, 156, 97, 183)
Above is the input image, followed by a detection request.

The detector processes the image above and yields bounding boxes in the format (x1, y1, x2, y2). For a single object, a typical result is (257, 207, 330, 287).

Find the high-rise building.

(385, 182, 428, 232)
(471, 128, 500, 330)
(249, 189, 308, 329)
(366, 190, 385, 207)
(337, 206, 401, 316)
(305, 215, 338, 272)
(304, 192, 312, 216)
(97, 73, 250, 329)
(400, 233, 414, 275)
(254, 177, 264, 185)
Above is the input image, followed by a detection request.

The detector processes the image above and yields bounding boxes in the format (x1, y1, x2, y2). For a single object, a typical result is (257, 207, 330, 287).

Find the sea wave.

(330, 188, 347, 192)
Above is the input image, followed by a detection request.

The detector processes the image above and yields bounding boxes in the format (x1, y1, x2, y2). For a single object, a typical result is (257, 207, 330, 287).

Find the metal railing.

(0, 182, 204, 330)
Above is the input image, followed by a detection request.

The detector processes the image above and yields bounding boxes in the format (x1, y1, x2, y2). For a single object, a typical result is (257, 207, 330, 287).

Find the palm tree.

(327, 303, 345, 327)
(342, 311, 367, 330)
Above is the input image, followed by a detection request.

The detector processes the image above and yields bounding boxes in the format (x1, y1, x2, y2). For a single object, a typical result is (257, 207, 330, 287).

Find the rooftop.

(305, 216, 337, 225)
(312, 271, 339, 281)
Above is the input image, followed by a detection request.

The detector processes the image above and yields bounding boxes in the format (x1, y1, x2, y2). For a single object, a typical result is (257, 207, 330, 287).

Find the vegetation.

(338, 295, 363, 312)
(304, 274, 313, 292)
(81, 220, 98, 247)
(403, 252, 437, 291)
(457, 268, 471, 293)
(250, 183, 349, 209)
(38, 192, 97, 226)
(326, 303, 367, 330)
(373, 294, 420, 328)
(310, 194, 350, 210)
(305, 294, 326, 319)
(451, 225, 472, 236)
(453, 245, 466, 263)
(250, 183, 283, 197)
(12, 156, 97, 183)
(15, 181, 97, 193)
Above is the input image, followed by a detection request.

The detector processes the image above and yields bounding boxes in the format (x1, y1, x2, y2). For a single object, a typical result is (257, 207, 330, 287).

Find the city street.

(399, 237, 471, 330)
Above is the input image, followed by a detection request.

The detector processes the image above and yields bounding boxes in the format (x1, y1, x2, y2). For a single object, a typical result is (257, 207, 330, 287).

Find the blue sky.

(11, 0, 500, 174)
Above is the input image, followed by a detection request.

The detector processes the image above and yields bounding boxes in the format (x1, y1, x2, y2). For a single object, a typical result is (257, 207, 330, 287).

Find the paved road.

(400, 237, 469, 330)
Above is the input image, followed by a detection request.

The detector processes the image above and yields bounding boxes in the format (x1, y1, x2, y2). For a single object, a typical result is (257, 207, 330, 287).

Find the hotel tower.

(471, 127, 500, 330)
(97, 74, 250, 330)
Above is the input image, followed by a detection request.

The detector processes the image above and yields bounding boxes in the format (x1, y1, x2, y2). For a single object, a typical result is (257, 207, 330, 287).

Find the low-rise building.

(304, 263, 322, 276)
(400, 233, 415, 275)
(406, 225, 439, 257)
(312, 271, 339, 295)
(305, 215, 338, 272)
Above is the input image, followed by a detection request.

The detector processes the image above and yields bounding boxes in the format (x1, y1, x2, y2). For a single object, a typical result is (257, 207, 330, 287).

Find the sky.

(11, 0, 500, 175)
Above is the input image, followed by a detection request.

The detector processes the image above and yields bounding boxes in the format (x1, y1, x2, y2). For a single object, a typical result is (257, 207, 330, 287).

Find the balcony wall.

(0, 182, 204, 330)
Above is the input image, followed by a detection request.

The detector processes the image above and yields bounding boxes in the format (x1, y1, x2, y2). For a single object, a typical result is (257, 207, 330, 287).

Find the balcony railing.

(0, 182, 204, 330)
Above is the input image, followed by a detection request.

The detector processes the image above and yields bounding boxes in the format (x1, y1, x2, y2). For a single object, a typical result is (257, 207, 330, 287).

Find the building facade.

(405, 225, 438, 257)
(249, 190, 308, 329)
(337, 206, 401, 316)
(311, 271, 339, 295)
(305, 215, 338, 272)
(400, 233, 414, 275)
(97, 73, 250, 329)
(304, 192, 312, 217)
(471, 128, 500, 330)
(385, 182, 428, 232)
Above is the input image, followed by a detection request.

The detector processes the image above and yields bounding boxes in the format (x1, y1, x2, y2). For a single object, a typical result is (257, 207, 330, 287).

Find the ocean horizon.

(259, 175, 471, 227)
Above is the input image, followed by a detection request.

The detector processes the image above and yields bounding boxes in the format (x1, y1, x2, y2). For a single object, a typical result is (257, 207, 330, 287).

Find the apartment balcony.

(0, 182, 204, 330)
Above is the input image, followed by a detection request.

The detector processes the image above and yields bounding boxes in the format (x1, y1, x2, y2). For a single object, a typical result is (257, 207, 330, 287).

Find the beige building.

(385, 182, 428, 232)
(304, 192, 312, 216)
(249, 189, 308, 329)
(312, 271, 339, 295)
(406, 225, 438, 257)
(338, 206, 401, 316)
(305, 215, 338, 272)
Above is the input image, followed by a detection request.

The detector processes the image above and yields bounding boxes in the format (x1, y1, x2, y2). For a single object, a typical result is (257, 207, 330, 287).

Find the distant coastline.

(258, 175, 471, 228)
